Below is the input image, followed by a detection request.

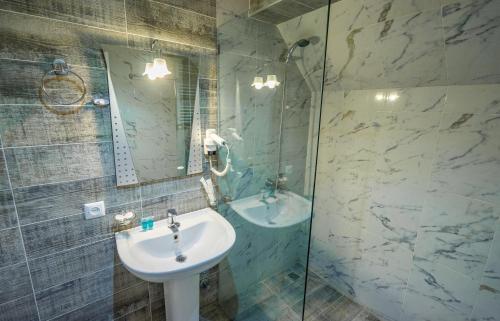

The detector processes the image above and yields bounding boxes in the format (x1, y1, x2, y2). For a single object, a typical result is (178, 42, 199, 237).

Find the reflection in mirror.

(103, 45, 205, 186)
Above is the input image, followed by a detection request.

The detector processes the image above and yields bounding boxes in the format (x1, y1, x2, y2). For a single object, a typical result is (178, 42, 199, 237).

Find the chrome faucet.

(260, 178, 277, 206)
(167, 208, 180, 232)
(276, 173, 288, 193)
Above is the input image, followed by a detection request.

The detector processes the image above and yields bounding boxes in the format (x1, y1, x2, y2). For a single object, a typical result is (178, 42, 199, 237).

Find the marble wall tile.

(315, 108, 379, 191)
(279, 127, 309, 162)
(352, 231, 413, 321)
(415, 191, 499, 281)
(330, 0, 440, 33)
(5, 142, 115, 188)
(217, 52, 259, 169)
(21, 202, 141, 259)
(0, 227, 25, 268)
(277, 7, 329, 92)
(377, 86, 447, 113)
(308, 237, 361, 298)
(363, 185, 422, 252)
(256, 20, 288, 62)
(35, 265, 142, 320)
(14, 176, 140, 224)
(319, 90, 344, 135)
(217, 16, 259, 58)
(402, 258, 479, 321)
(0, 262, 32, 305)
(29, 237, 116, 291)
(279, 159, 306, 195)
(443, 0, 500, 85)
(314, 86, 500, 321)
(217, 167, 259, 200)
(313, 183, 369, 242)
(125, 0, 216, 50)
(431, 113, 500, 205)
(0, 0, 127, 32)
(372, 111, 440, 189)
(482, 222, 500, 290)
(469, 288, 500, 321)
(0, 294, 39, 321)
(327, 8, 446, 90)
(0, 10, 127, 68)
(217, 54, 258, 162)
(468, 220, 500, 320)
(446, 84, 500, 114)
(252, 101, 282, 166)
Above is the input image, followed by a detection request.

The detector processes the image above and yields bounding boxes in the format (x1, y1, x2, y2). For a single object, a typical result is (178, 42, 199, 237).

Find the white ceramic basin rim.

(116, 208, 235, 283)
(229, 191, 311, 228)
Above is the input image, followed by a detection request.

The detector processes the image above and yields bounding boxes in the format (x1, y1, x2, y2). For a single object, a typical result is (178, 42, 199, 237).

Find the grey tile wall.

(0, 0, 217, 320)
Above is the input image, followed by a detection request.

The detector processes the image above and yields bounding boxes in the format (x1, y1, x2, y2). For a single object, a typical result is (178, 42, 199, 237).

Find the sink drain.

(176, 254, 187, 262)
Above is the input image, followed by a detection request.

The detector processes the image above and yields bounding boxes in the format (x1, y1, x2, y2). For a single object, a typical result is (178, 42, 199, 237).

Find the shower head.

(296, 39, 311, 47)
(283, 38, 311, 64)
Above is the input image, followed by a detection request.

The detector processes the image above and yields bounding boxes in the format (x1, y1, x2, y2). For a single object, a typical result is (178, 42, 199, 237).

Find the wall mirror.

(103, 45, 205, 186)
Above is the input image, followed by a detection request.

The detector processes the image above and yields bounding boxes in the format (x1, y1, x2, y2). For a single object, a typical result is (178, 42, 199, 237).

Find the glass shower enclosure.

(213, 0, 330, 320)
(212, 0, 500, 320)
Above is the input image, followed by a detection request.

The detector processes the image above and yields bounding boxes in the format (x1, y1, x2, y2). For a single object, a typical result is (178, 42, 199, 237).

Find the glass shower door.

(213, 1, 330, 320)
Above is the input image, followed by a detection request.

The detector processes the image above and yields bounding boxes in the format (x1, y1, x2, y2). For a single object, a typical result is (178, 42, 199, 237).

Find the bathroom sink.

(116, 207, 235, 321)
(229, 191, 311, 228)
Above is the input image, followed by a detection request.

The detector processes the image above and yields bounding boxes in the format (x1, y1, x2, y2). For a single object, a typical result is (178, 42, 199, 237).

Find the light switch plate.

(84, 201, 106, 220)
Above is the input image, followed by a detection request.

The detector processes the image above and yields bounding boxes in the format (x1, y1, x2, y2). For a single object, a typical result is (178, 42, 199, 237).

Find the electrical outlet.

(84, 201, 105, 220)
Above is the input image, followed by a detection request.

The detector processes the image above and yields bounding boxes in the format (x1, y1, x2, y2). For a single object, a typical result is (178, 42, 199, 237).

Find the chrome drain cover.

(176, 254, 187, 262)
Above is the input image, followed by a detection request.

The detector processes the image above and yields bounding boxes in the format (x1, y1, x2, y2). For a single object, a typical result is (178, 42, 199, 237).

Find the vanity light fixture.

(143, 58, 171, 80)
(143, 40, 172, 80)
(251, 76, 265, 90)
(252, 75, 281, 89)
(265, 75, 280, 89)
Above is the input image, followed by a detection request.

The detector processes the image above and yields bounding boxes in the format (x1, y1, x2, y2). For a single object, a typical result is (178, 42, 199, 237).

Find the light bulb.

(251, 77, 264, 90)
(143, 59, 171, 80)
(265, 75, 280, 89)
(143, 63, 154, 78)
(153, 58, 171, 78)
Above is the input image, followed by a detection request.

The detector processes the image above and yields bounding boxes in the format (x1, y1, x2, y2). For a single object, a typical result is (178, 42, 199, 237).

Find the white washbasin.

(116, 207, 235, 321)
(229, 191, 311, 228)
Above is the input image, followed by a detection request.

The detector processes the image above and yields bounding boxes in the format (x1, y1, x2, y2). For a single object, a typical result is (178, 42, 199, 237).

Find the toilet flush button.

(84, 201, 106, 220)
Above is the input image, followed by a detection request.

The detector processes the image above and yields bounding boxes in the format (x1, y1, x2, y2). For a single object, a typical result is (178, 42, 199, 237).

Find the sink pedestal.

(164, 274, 200, 321)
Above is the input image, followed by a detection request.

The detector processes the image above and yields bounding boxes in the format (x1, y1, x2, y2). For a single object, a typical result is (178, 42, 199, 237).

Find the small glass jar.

(141, 216, 154, 231)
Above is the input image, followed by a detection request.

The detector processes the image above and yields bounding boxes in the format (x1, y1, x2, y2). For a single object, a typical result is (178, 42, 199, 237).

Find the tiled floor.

(201, 267, 382, 321)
